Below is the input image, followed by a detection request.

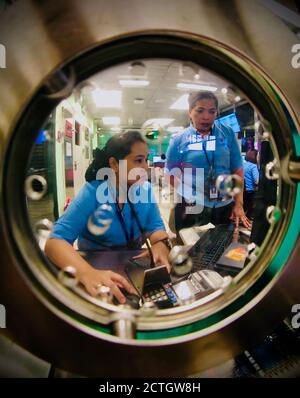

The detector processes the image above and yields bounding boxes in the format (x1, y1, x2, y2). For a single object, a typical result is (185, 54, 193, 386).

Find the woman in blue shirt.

(166, 91, 251, 231)
(45, 131, 170, 303)
(243, 149, 259, 219)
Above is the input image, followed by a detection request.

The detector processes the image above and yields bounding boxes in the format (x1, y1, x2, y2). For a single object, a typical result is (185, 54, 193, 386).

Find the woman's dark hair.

(245, 149, 258, 164)
(85, 130, 146, 182)
(188, 91, 218, 110)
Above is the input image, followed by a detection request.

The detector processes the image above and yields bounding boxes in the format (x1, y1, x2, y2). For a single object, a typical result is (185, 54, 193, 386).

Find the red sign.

(65, 120, 73, 138)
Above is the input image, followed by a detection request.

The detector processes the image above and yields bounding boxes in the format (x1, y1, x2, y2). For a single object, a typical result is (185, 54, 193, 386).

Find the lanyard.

(109, 181, 147, 249)
(115, 198, 135, 248)
(202, 140, 215, 170)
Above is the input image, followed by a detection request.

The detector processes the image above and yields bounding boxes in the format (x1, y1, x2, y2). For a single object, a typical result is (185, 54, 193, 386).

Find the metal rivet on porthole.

(97, 285, 113, 303)
(265, 160, 280, 180)
(216, 174, 227, 194)
(180, 295, 196, 306)
(221, 276, 233, 289)
(44, 130, 53, 142)
(87, 204, 113, 236)
(247, 243, 258, 261)
(224, 174, 243, 196)
(34, 218, 53, 239)
(266, 206, 281, 224)
(25, 174, 47, 200)
(140, 301, 157, 316)
(58, 266, 78, 288)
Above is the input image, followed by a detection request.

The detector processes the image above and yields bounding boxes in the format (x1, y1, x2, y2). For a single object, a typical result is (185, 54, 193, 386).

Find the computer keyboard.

(187, 224, 235, 271)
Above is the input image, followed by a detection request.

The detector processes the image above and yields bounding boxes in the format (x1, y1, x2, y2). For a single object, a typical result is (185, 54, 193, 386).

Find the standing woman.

(45, 131, 171, 303)
(166, 91, 251, 231)
(243, 149, 259, 219)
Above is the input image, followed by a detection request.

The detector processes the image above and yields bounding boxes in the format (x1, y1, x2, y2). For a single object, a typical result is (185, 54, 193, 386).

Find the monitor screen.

(153, 156, 162, 163)
(35, 129, 47, 144)
(217, 113, 241, 133)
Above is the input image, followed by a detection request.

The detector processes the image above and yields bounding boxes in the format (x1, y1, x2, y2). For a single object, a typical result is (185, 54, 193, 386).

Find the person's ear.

(108, 156, 119, 172)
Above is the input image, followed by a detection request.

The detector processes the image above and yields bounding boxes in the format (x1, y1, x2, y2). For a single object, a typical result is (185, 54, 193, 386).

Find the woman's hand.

(77, 267, 135, 304)
(230, 203, 251, 229)
(133, 241, 171, 273)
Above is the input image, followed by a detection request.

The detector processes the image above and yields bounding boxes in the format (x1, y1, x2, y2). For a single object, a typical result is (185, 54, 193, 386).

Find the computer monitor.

(217, 113, 241, 133)
(153, 156, 163, 163)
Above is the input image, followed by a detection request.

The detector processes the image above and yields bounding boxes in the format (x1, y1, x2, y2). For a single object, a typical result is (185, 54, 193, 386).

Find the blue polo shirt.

(50, 180, 165, 250)
(166, 122, 243, 208)
(243, 160, 259, 191)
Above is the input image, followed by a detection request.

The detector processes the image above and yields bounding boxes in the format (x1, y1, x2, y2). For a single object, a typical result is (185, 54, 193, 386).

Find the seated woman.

(45, 131, 171, 304)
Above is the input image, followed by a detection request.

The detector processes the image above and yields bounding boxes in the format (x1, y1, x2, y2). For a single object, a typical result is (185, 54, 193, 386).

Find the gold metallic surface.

(289, 161, 300, 181)
(0, 0, 299, 376)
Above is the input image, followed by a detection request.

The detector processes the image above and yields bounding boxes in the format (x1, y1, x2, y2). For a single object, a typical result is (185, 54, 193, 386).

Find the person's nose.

(143, 160, 149, 170)
(202, 111, 210, 120)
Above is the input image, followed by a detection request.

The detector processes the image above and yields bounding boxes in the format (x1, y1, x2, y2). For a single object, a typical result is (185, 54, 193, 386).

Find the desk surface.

(79, 249, 143, 278)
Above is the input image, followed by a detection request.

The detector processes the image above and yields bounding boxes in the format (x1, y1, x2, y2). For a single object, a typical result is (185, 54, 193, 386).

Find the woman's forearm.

(44, 238, 93, 277)
(233, 168, 244, 206)
(149, 230, 169, 245)
(44, 238, 134, 301)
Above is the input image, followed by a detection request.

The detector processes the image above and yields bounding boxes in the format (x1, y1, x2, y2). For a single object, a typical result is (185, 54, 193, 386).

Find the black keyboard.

(188, 224, 235, 271)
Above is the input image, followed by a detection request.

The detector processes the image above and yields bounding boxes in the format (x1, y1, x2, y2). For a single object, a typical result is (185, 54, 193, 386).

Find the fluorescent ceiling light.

(102, 116, 120, 126)
(177, 83, 217, 91)
(92, 89, 122, 108)
(119, 79, 149, 87)
(145, 118, 174, 127)
(170, 94, 189, 110)
(166, 126, 185, 133)
(134, 98, 145, 104)
(111, 127, 121, 132)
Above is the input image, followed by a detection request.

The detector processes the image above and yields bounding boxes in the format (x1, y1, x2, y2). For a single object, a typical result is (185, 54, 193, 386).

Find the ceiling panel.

(78, 59, 240, 132)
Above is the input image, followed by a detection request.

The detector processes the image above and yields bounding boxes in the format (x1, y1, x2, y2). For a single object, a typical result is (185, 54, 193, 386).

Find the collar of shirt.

(189, 122, 215, 137)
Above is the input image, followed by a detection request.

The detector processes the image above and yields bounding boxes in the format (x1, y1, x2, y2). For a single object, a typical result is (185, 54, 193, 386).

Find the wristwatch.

(152, 237, 173, 251)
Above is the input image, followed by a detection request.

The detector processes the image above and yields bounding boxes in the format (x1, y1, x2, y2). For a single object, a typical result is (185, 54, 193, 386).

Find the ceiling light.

(92, 89, 122, 108)
(119, 79, 149, 87)
(176, 83, 217, 91)
(144, 118, 174, 127)
(111, 127, 121, 132)
(128, 61, 146, 75)
(234, 96, 241, 102)
(170, 94, 189, 110)
(134, 98, 145, 104)
(102, 116, 120, 126)
(221, 87, 228, 94)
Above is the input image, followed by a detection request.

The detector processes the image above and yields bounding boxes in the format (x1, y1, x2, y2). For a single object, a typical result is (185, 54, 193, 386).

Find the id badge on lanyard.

(208, 165, 218, 200)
